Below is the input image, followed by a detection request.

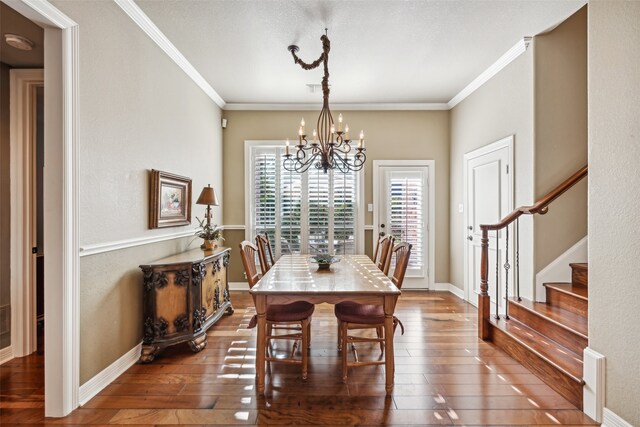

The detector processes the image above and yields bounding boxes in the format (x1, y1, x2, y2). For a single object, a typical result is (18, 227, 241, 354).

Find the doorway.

(463, 136, 514, 311)
(373, 160, 435, 289)
(10, 69, 44, 357)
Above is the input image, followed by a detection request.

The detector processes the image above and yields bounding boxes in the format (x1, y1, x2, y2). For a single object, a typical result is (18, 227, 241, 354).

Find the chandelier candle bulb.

(338, 113, 343, 131)
(301, 118, 305, 134)
(285, 139, 290, 155)
(330, 124, 336, 135)
(345, 124, 350, 139)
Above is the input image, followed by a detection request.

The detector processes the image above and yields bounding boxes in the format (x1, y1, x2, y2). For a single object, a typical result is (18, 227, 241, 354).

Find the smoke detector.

(4, 34, 34, 51)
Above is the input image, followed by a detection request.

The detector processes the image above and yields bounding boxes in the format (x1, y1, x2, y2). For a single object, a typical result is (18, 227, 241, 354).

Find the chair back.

(255, 232, 275, 275)
(391, 242, 412, 289)
(239, 241, 260, 288)
(377, 235, 395, 275)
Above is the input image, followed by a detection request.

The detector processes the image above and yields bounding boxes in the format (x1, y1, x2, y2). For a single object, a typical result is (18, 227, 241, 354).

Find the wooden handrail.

(478, 165, 587, 340)
(480, 165, 588, 232)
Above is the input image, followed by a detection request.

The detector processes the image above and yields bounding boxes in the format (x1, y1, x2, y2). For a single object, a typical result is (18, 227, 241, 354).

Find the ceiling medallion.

(283, 30, 366, 174)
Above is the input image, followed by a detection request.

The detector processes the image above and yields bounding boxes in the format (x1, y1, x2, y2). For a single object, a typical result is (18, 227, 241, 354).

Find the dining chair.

(334, 242, 412, 383)
(376, 234, 395, 275)
(255, 232, 275, 275)
(238, 241, 314, 379)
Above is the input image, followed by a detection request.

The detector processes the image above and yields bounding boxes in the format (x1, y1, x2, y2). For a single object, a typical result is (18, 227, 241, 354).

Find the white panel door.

(464, 137, 513, 311)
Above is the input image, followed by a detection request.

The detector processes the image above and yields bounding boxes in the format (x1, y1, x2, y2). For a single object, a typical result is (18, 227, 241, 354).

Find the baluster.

(478, 228, 490, 340)
(516, 218, 521, 301)
(504, 226, 510, 320)
(495, 230, 500, 319)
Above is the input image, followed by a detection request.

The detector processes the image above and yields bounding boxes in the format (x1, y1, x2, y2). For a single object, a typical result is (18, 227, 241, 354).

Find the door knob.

(467, 226, 473, 230)
(467, 236, 473, 241)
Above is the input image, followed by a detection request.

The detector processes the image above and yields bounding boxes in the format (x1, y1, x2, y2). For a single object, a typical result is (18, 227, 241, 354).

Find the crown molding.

(448, 37, 532, 109)
(113, 0, 225, 109)
(223, 103, 450, 111)
(115, 3, 531, 112)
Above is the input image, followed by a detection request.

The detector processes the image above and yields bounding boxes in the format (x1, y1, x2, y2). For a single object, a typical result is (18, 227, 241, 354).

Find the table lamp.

(196, 184, 219, 226)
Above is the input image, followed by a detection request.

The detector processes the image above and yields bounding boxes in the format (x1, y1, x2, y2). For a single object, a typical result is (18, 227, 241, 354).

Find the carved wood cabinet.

(138, 247, 233, 362)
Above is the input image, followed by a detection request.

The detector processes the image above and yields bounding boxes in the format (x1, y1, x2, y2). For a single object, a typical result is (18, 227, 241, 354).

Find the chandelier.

(283, 31, 366, 174)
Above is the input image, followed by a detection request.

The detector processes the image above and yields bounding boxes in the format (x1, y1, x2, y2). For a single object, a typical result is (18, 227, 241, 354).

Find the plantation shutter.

(249, 144, 360, 257)
(279, 162, 302, 255)
(388, 170, 425, 276)
(253, 148, 277, 248)
(332, 168, 357, 255)
(307, 167, 330, 254)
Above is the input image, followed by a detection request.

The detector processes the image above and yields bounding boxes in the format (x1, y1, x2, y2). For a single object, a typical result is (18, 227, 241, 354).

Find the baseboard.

(0, 345, 13, 365)
(583, 347, 605, 422)
(602, 408, 634, 427)
(229, 282, 250, 291)
(433, 283, 465, 300)
(78, 342, 142, 406)
(535, 236, 587, 301)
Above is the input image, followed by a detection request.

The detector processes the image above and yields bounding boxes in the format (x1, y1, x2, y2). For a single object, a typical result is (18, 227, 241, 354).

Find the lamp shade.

(196, 184, 219, 206)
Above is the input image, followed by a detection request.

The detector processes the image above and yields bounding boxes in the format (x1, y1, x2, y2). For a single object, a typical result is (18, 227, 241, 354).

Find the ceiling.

(136, 0, 586, 106)
(0, 2, 44, 68)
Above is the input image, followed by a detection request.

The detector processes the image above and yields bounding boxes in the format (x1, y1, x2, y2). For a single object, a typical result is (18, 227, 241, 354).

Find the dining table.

(249, 254, 401, 395)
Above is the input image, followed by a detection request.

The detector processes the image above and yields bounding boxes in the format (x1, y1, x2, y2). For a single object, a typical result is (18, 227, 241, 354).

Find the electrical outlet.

(368, 203, 373, 212)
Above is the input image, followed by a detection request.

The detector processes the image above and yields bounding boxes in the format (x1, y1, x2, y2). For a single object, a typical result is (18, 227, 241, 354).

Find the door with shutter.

(373, 161, 434, 289)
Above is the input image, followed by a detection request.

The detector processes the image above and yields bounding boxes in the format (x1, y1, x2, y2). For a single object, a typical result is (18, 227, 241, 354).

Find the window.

(247, 143, 362, 257)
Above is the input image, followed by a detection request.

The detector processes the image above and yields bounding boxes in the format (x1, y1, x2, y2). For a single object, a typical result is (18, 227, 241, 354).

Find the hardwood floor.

(0, 291, 597, 426)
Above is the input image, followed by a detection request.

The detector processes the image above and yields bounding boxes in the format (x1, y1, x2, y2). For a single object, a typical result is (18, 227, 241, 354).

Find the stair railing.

(478, 165, 588, 340)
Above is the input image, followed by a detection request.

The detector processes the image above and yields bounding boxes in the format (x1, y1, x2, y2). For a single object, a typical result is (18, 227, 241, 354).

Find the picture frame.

(149, 169, 192, 229)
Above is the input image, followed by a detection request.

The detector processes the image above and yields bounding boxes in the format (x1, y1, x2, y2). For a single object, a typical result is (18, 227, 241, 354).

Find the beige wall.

(51, 0, 223, 384)
(0, 64, 10, 349)
(533, 6, 588, 272)
(450, 49, 535, 294)
(588, 1, 640, 424)
(222, 110, 450, 284)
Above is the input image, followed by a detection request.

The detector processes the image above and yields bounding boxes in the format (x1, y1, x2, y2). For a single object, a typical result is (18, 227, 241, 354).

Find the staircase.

(489, 263, 588, 409)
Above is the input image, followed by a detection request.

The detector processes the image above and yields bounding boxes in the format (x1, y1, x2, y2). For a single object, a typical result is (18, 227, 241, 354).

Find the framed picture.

(149, 169, 192, 229)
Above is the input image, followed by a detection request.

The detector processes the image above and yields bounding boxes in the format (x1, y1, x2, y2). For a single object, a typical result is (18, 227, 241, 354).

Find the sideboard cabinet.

(139, 247, 233, 362)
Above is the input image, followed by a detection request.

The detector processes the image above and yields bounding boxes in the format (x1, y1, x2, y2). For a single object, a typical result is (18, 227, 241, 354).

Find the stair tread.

(509, 298, 588, 337)
(569, 263, 588, 270)
(490, 317, 583, 383)
(544, 282, 588, 299)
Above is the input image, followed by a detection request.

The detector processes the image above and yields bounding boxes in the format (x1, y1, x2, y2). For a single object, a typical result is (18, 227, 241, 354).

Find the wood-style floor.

(0, 291, 598, 426)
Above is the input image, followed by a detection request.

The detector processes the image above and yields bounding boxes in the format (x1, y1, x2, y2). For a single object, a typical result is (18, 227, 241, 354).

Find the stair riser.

(508, 302, 587, 355)
(546, 288, 588, 317)
(489, 324, 583, 410)
(571, 267, 588, 287)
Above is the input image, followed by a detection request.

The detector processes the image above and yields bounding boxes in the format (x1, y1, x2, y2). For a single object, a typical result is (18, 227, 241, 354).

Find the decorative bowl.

(310, 255, 340, 270)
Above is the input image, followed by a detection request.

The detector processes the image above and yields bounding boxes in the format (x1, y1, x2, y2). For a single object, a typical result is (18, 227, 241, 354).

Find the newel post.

(478, 228, 490, 340)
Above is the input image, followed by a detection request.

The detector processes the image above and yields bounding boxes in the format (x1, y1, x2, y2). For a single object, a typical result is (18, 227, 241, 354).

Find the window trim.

(244, 140, 365, 255)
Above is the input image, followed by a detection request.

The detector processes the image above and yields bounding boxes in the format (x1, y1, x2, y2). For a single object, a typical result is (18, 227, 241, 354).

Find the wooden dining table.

(249, 254, 401, 395)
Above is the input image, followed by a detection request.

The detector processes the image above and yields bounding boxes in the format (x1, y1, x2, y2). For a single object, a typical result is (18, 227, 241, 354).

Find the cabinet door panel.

(156, 270, 189, 335)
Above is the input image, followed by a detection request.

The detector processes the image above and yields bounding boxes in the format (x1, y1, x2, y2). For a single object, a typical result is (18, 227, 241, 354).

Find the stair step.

(489, 317, 584, 409)
(570, 263, 588, 287)
(508, 298, 587, 355)
(544, 282, 588, 317)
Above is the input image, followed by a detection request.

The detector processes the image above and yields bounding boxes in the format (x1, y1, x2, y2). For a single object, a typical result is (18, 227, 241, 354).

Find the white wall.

(450, 49, 534, 296)
(49, 0, 223, 384)
(588, 1, 640, 425)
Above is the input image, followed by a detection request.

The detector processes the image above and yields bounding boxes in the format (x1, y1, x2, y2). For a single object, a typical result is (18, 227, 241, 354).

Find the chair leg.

(337, 319, 343, 352)
(307, 316, 312, 349)
(301, 318, 309, 380)
(341, 321, 349, 383)
(376, 326, 384, 353)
